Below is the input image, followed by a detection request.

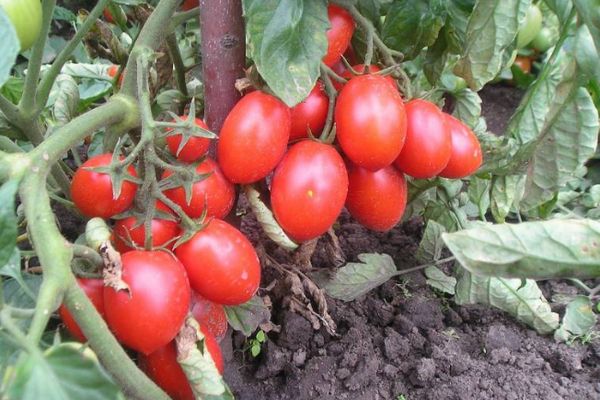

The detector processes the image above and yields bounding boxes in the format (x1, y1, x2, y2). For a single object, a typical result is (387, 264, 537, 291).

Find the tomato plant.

(71, 154, 138, 218)
(166, 117, 211, 163)
(175, 219, 261, 305)
(323, 5, 355, 67)
(271, 140, 348, 242)
(335, 74, 407, 171)
(0, 0, 42, 51)
(103, 251, 191, 355)
(217, 91, 291, 184)
(394, 99, 452, 179)
(438, 114, 482, 179)
(59, 278, 105, 342)
(289, 83, 328, 141)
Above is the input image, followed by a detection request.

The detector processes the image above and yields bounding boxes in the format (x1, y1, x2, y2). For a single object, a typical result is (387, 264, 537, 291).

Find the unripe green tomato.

(517, 5, 542, 48)
(0, 0, 42, 51)
(531, 26, 555, 52)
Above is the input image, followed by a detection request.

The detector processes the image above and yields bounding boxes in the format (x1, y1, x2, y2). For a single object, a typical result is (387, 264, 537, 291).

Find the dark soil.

(222, 86, 600, 400)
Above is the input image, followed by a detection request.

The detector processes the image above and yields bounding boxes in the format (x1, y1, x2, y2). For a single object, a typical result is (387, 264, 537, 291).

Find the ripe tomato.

(394, 99, 451, 179)
(218, 91, 291, 184)
(271, 140, 348, 242)
(162, 157, 234, 219)
(517, 4, 542, 48)
(191, 292, 228, 342)
(139, 330, 223, 400)
(345, 164, 407, 232)
(104, 251, 190, 354)
(71, 154, 138, 218)
(289, 83, 328, 141)
(332, 64, 395, 91)
(103, 8, 114, 23)
(335, 75, 407, 171)
(439, 114, 482, 179)
(166, 117, 211, 163)
(107, 65, 124, 86)
(513, 56, 532, 74)
(59, 278, 105, 342)
(113, 201, 180, 253)
(0, 0, 42, 51)
(175, 219, 260, 305)
(181, 0, 197, 11)
(323, 5, 355, 67)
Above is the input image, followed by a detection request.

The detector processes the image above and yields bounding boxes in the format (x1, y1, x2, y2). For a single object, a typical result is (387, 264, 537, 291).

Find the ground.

(222, 85, 600, 400)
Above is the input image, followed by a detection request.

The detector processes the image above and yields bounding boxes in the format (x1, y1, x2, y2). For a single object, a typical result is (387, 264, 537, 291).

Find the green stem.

(36, 0, 111, 110)
(168, 8, 201, 32)
(0, 95, 21, 126)
(166, 34, 190, 97)
(63, 281, 170, 400)
(72, 244, 103, 268)
(319, 64, 339, 143)
(19, 0, 57, 113)
(0, 136, 23, 153)
(392, 256, 456, 276)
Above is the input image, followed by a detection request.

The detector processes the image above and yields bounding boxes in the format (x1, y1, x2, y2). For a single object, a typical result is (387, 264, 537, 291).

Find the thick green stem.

(72, 244, 103, 268)
(0, 136, 23, 153)
(63, 281, 170, 400)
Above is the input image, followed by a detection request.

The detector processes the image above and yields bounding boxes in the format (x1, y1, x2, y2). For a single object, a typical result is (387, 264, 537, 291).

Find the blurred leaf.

(320, 253, 397, 301)
(443, 219, 600, 280)
(224, 296, 270, 337)
(573, 25, 600, 82)
(468, 177, 491, 219)
(490, 175, 525, 223)
(554, 296, 597, 342)
(425, 265, 456, 295)
(0, 7, 19, 88)
(452, 88, 482, 129)
(51, 75, 80, 126)
(455, 268, 559, 334)
(573, 0, 600, 57)
(416, 220, 446, 263)
(0, 180, 19, 267)
(243, 0, 328, 106)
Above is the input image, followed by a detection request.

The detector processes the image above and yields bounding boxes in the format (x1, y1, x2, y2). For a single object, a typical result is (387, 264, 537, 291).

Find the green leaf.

(490, 175, 525, 223)
(416, 220, 446, 263)
(0, 7, 19, 88)
(455, 0, 531, 90)
(250, 344, 260, 357)
(544, 0, 573, 24)
(51, 74, 80, 126)
(424, 265, 456, 295)
(243, 0, 329, 106)
(443, 219, 600, 280)
(574, 25, 600, 83)
(0, 179, 19, 267)
(573, 0, 600, 58)
(423, 29, 449, 85)
(381, 0, 447, 60)
(255, 330, 266, 342)
(7, 343, 121, 400)
(467, 177, 491, 219)
(554, 296, 597, 342)
(455, 268, 559, 334)
(445, 0, 475, 53)
(320, 253, 397, 302)
(224, 296, 270, 337)
(452, 88, 482, 130)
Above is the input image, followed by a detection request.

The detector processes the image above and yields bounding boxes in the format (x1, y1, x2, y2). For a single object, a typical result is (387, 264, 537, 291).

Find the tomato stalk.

(165, 33, 190, 98)
(318, 64, 340, 143)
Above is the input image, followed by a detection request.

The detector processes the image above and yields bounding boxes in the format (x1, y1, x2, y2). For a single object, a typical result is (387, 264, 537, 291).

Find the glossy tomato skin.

(439, 114, 482, 179)
(323, 5, 355, 67)
(163, 157, 234, 219)
(104, 251, 191, 355)
(345, 164, 407, 232)
(218, 91, 291, 184)
(394, 99, 452, 179)
(59, 279, 105, 342)
(332, 64, 395, 91)
(113, 201, 180, 253)
(181, 0, 197, 11)
(166, 117, 211, 163)
(191, 292, 228, 342)
(271, 140, 348, 242)
(71, 154, 138, 218)
(289, 83, 328, 141)
(0, 0, 42, 51)
(335, 75, 407, 171)
(175, 219, 260, 305)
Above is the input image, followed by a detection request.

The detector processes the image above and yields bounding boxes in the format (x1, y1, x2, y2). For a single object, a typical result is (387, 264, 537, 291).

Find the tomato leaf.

(50, 74, 79, 126)
(554, 296, 597, 342)
(452, 88, 483, 130)
(467, 177, 491, 220)
(424, 266, 456, 295)
(381, 0, 447, 60)
(319, 253, 397, 302)
(573, 0, 600, 58)
(455, 268, 559, 334)
(242, 0, 329, 107)
(6, 343, 121, 400)
(224, 296, 271, 337)
(0, 179, 19, 268)
(0, 7, 20, 88)
(490, 175, 525, 223)
(416, 220, 446, 263)
(455, 0, 531, 90)
(443, 219, 600, 280)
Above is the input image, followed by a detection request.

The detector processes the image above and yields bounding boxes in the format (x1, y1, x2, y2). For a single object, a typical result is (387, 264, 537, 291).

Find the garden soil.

(222, 86, 600, 400)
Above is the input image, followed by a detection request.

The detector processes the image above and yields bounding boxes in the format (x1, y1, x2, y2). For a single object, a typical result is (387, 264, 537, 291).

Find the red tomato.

(513, 56, 532, 74)
(323, 5, 355, 67)
(218, 91, 291, 184)
(332, 64, 395, 91)
(166, 117, 211, 163)
(113, 201, 180, 253)
(103, 8, 114, 23)
(162, 157, 234, 219)
(181, 0, 197, 11)
(104, 251, 191, 354)
(59, 278, 105, 342)
(438, 114, 482, 179)
(345, 164, 407, 231)
(191, 292, 228, 342)
(271, 140, 348, 242)
(289, 83, 328, 141)
(139, 329, 223, 400)
(394, 99, 452, 179)
(335, 75, 407, 171)
(71, 154, 138, 218)
(175, 219, 260, 305)
(107, 65, 124, 87)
